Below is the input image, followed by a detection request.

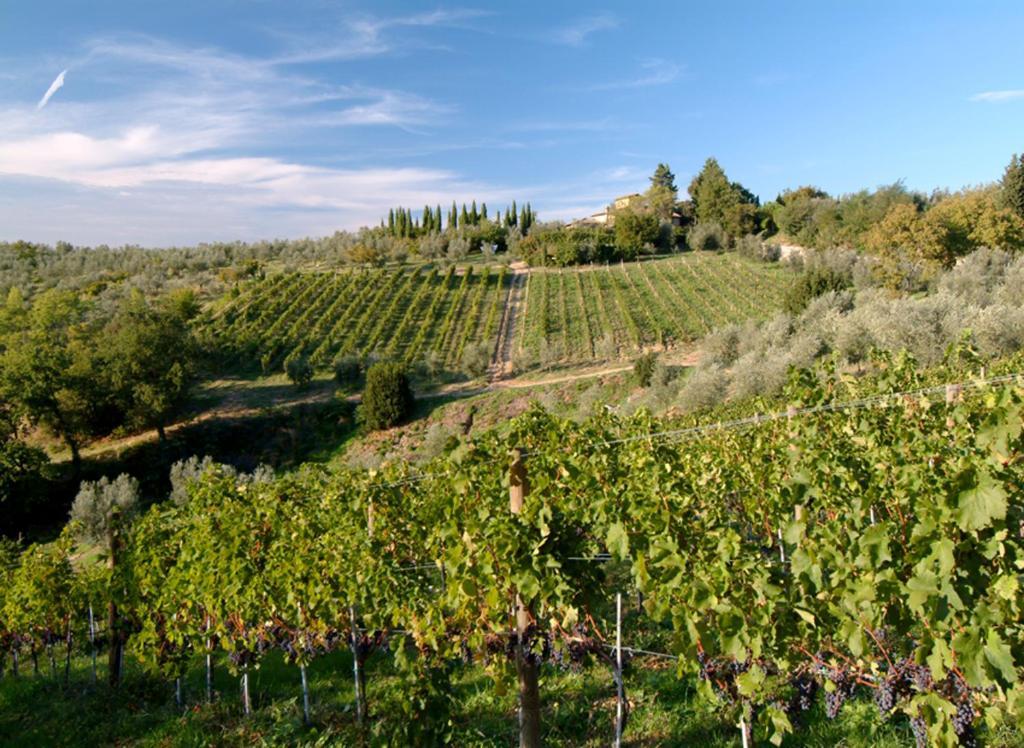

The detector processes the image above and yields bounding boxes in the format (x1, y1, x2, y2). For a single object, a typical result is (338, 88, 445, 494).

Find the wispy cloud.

(272, 8, 490, 64)
(0, 31, 486, 243)
(970, 89, 1024, 102)
(581, 58, 682, 92)
(551, 12, 618, 47)
(36, 69, 66, 109)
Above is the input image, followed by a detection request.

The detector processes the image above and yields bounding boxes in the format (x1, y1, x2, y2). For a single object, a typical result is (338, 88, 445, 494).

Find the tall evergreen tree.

(460, 203, 469, 226)
(688, 158, 756, 237)
(388, 208, 395, 235)
(470, 200, 479, 224)
(1002, 153, 1024, 220)
(436, 204, 443, 232)
(481, 203, 488, 221)
(650, 163, 678, 192)
(451, 201, 459, 230)
(510, 200, 518, 227)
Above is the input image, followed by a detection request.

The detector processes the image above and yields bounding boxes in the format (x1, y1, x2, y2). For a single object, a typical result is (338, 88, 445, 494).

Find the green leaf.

(956, 468, 1008, 532)
(984, 631, 1018, 684)
(605, 522, 629, 560)
(736, 665, 765, 697)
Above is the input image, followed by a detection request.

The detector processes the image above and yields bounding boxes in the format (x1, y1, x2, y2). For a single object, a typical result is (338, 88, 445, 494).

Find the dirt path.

(488, 262, 529, 382)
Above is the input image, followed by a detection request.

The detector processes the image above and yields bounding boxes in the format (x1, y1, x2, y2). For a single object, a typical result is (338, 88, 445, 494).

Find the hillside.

(201, 253, 791, 381)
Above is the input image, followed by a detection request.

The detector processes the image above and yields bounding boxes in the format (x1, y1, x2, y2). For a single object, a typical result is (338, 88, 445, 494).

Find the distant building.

(566, 193, 642, 229)
(566, 192, 684, 228)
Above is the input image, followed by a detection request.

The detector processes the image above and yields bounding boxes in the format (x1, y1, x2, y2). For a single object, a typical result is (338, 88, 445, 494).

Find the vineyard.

(203, 253, 790, 379)
(515, 253, 789, 367)
(204, 265, 509, 374)
(2, 352, 1022, 746)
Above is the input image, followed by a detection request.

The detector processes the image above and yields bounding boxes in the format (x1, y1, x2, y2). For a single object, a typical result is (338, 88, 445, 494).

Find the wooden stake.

(349, 606, 366, 725)
(300, 665, 311, 725)
(241, 669, 251, 715)
(510, 448, 541, 748)
(88, 604, 97, 684)
(615, 592, 624, 748)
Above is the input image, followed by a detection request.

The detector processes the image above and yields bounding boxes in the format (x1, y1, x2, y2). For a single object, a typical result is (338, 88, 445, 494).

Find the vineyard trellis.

(2, 354, 1022, 746)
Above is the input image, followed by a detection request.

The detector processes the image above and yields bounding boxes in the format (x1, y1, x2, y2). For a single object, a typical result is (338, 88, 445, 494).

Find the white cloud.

(970, 90, 1024, 102)
(36, 69, 66, 109)
(551, 13, 618, 47)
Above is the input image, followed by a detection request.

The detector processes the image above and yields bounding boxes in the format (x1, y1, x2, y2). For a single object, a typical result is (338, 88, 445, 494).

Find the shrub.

(285, 352, 314, 388)
(676, 365, 730, 412)
(359, 362, 414, 431)
(783, 266, 851, 315)
(333, 354, 362, 387)
(633, 352, 658, 387)
(71, 474, 139, 544)
(687, 222, 728, 251)
(460, 341, 492, 378)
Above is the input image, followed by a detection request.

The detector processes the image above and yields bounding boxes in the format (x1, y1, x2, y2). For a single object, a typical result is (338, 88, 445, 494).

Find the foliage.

(688, 158, 758, 238)
(70, 474, 140, 547)
(1001, 152, 1024, 219)
(613, 210, 661, 257)
(633, 352, 658, 387)
(0, 289, 104, 468)
(783, 265, 852, 315)
(0, 403, 48, 507)
(102, 291, 197, 440)
(358, 362, 414, 431)
(688, 222, 728, 251)
(284, 352, 313, 388)
(332, 354, 362, 387)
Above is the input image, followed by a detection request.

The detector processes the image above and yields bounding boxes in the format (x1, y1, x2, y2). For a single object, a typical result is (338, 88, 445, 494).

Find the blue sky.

(1, 1, 1023, 246)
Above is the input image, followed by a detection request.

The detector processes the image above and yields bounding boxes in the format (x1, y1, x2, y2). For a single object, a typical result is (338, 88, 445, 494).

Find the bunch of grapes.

(823, 667, 856, 720)
(910, 715, 928, 748)
(952, 698, 977, 747)
(788, 673, 818, 715)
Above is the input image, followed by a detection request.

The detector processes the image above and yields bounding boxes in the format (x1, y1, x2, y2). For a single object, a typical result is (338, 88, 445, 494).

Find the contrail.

(37, 69, 67, 110)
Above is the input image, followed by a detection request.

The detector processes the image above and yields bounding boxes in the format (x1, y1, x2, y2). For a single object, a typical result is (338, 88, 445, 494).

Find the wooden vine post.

(107, 508, 123, 688)
(509, 448, 541, 748)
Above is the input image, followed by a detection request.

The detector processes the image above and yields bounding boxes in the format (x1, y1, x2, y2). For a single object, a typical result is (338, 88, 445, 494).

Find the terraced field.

(205, 264, 508, 373)
(205, 253, 790, 376)
(515, 253, 790, 366)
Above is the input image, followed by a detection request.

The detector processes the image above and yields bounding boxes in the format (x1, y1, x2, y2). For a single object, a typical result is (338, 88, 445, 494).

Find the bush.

(285, 352, 314, 388)
(676, 365, 730, 412)
(633, 352, 658, 387)
(71, 474, 139, 544)
(783, 266, 851, 315)
(687, 222, 728, 251)
(359, 362, 414, 431)
(333, 354, 362, 387)
(736, 233, 780, 262)
(460, 341, 492, 378)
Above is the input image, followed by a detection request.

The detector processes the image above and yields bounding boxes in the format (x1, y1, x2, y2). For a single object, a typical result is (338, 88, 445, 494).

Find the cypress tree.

(495, 209, 501, 225)
(437, 204, 443, 232)
(1002, 153, 1024, 219)
(481, 203, 488, 221)
(510, 200, 518, 227)
(451, 201, 458, 230)
(460, 203, 469, 226)
(471, 200, 479, 224)
(407, 209, 414, 236)
(519, 204, 528, 232)
(388, 208, 395, 235)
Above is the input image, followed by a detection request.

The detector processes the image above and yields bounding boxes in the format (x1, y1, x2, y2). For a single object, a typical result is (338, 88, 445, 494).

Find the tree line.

(381, 201, 535, 238)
